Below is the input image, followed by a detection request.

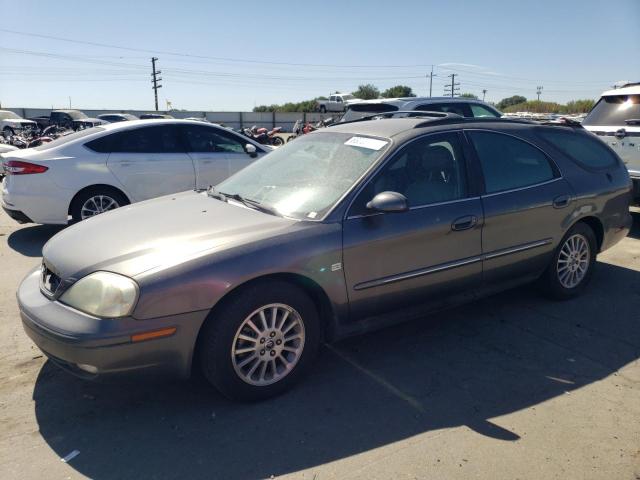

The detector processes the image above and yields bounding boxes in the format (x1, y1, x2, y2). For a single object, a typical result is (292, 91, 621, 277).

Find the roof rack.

(334, 110, 463, 127)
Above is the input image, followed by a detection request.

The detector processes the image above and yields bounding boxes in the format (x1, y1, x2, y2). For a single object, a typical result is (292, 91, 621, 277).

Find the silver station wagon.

(18, 113, 632, 401)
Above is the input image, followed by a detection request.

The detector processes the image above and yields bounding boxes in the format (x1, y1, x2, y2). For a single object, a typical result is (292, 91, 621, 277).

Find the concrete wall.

(3, 108, 338, 132)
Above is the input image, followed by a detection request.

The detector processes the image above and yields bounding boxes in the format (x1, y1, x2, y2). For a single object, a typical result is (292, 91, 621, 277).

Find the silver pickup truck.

(316, 93, 360, 113)
(583, 83, 640, 201)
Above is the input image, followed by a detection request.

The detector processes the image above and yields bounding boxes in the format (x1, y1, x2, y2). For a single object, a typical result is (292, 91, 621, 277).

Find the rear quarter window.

(537, 128, 619, 169)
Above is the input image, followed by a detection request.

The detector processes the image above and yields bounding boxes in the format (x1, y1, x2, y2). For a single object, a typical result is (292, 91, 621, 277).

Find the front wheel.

(271, 136, 284, 146)
(541, 222, 597, 300)
(198, 281, 320, 401)
(3, 127, 14, 139)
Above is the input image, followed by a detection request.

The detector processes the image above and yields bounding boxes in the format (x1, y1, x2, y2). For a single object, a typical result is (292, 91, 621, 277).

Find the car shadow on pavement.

(628, 211, 640, 240)
(7, 224, 65, 257)
(31, 261, 640, 480)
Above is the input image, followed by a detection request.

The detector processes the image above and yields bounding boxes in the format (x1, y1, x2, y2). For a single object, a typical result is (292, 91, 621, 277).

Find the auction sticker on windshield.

(344, 137, 388, 150)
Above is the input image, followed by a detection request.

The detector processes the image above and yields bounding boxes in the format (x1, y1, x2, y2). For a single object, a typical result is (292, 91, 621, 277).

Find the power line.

(537, 85, 543, 101)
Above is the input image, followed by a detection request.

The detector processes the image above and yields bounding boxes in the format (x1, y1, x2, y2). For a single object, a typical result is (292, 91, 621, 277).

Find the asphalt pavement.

(1, 207, 639, 480)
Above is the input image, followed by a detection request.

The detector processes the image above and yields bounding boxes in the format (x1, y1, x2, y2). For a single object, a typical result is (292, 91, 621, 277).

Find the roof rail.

(334, 110, 462, 127)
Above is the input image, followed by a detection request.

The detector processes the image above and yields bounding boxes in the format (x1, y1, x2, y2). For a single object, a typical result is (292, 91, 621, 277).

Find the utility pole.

(443, 74, 460, 98)
(536, 85, 543, 101)
(151, 57, 162, 111)
(427, 65, 436, 98)
(482, 89, 487, 101)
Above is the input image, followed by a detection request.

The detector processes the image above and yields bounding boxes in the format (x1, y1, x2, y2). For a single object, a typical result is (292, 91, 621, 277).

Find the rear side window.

(537, 128, 618, 169)
(470, 104, 500, 118)
(85, 133, 115, 153)
(468, 131, 556, 194)
(110, 126, 184, 153)
(415, 103, 472, 117)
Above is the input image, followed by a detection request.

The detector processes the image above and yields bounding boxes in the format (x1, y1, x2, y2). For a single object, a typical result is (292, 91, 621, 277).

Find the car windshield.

(34, 127, 105, 150)
(66, 111, 89, 120)
(583, 95, 640, 126)
(0, 111, 21, 120)
(215, 132, 390, 219)
(342, 94, 355, 101)
(341, 103, 399, 122)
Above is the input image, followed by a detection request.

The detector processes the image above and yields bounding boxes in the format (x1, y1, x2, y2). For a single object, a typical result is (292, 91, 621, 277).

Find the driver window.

(349, 132, 467, 216)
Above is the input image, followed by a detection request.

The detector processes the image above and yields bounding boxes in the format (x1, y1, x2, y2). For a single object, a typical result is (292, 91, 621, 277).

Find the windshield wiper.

(207, 187, 280, 217)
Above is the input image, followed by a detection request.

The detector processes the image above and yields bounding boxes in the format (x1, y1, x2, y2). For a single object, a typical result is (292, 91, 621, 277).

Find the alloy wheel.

(80, 195, 120, 219)
(556, 234, 590, 289)
(231, 303, 305, 386)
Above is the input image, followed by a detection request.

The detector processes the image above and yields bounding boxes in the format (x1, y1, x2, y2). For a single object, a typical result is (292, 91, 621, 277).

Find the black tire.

(198, 280, 321, 401)
(540, 222, 597, 300)
(319, 106, 326, 113)
(3, 127, 14, 139)
(70, 187, 129, 223)
(271, 136, 284, 147)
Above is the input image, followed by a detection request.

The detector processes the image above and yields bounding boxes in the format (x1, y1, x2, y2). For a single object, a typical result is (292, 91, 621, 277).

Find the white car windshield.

(0, 111, 21, 120)
(214, 132, 390, 219)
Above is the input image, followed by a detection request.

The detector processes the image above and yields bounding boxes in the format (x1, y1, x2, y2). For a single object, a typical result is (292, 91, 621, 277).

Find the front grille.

(40, 263, 61, 297)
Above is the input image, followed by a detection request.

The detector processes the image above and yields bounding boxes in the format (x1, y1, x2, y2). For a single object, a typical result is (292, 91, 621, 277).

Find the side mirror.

(245, 143, 257, 157)
(366, 191, 408, 213)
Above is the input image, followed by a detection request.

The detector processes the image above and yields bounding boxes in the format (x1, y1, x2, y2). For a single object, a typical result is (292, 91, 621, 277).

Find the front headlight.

(59, 271, 139, 318)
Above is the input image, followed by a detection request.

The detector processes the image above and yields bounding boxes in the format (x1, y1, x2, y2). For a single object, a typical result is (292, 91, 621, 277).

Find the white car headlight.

(59, 271, 139, 318)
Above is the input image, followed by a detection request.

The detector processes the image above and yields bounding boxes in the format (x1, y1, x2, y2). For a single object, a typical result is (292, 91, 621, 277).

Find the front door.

(107, 124, 195, 202)
(342, 131, 483, 320)
(182, 124, 260, 189)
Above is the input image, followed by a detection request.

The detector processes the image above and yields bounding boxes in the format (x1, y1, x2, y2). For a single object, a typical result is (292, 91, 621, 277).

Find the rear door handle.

(553, 194, 570, 208)
(451, 215, 478, 231)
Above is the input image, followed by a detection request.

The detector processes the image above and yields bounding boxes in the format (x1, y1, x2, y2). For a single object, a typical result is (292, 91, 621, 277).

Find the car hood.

(43, 191, 298, 280)
(4, 119, 37, 126)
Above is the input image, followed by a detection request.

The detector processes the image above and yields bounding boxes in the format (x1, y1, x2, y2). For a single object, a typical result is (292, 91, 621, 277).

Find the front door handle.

(451, 215, 478, 231)
(553, 194, 570, 208)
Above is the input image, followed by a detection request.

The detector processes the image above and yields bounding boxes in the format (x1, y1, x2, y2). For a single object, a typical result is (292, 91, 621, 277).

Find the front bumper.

(18, 268, 209, 379)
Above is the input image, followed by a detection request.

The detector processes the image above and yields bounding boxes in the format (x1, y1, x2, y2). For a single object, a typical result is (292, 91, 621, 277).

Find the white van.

(583, 83, 640, 199)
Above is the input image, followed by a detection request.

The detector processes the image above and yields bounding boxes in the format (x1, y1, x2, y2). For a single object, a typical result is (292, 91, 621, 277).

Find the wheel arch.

(573, 215, 604, 252)
(68, 183, 131, 216)
(192, 272, 337, 373)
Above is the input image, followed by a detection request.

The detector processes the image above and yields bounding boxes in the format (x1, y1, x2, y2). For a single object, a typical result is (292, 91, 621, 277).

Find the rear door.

(465, 129, 573, 288)
(107, 124, 195, 201)
(342, 131, 483, 320)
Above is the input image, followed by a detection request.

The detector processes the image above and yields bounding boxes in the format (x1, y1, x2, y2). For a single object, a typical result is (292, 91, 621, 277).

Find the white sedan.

(1, 119, 269, 224)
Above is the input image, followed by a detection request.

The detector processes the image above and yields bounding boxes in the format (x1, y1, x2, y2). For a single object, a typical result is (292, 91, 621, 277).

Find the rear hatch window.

(583, 95, 640, 127)
(342, 103, 399, 122)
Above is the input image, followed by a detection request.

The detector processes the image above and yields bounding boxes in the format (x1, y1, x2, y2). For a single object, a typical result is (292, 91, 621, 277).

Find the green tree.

(381, 85, 416, 98)
(565, 99, 595, 113)
(460, 93, 478, 99)
(352, 84, 380, 100)
(497, 95, 527, 110)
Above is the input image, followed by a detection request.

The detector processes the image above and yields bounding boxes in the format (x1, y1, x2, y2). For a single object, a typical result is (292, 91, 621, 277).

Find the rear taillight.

(4, 160, 48, 175)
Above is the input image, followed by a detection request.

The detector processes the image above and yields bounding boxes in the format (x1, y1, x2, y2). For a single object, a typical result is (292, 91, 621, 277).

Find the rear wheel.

(541, 222, 597, 300)
(271, 136, 284, 146)
(319, 106, 326, 113)
(3, 127, 14, 139)
(198, 280, 320, 401)
(70, 187, 129, 223)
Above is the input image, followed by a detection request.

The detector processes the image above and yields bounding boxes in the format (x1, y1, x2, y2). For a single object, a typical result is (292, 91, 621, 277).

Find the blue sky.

(0, 0, 638, 111)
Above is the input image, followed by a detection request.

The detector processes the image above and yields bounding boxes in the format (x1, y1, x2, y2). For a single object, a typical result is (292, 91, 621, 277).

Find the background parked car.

(140, 113, 174, 120)
(1, 119, 270, 224)
(50, 110, 105, 130)
(583, 82, 640, 202)
(97, 113, 139, 123)
(340, 97, 502, 122)
(0, 110, 38, 138)
(316, 93, 361, 113)
(27, 115, 51, 132)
